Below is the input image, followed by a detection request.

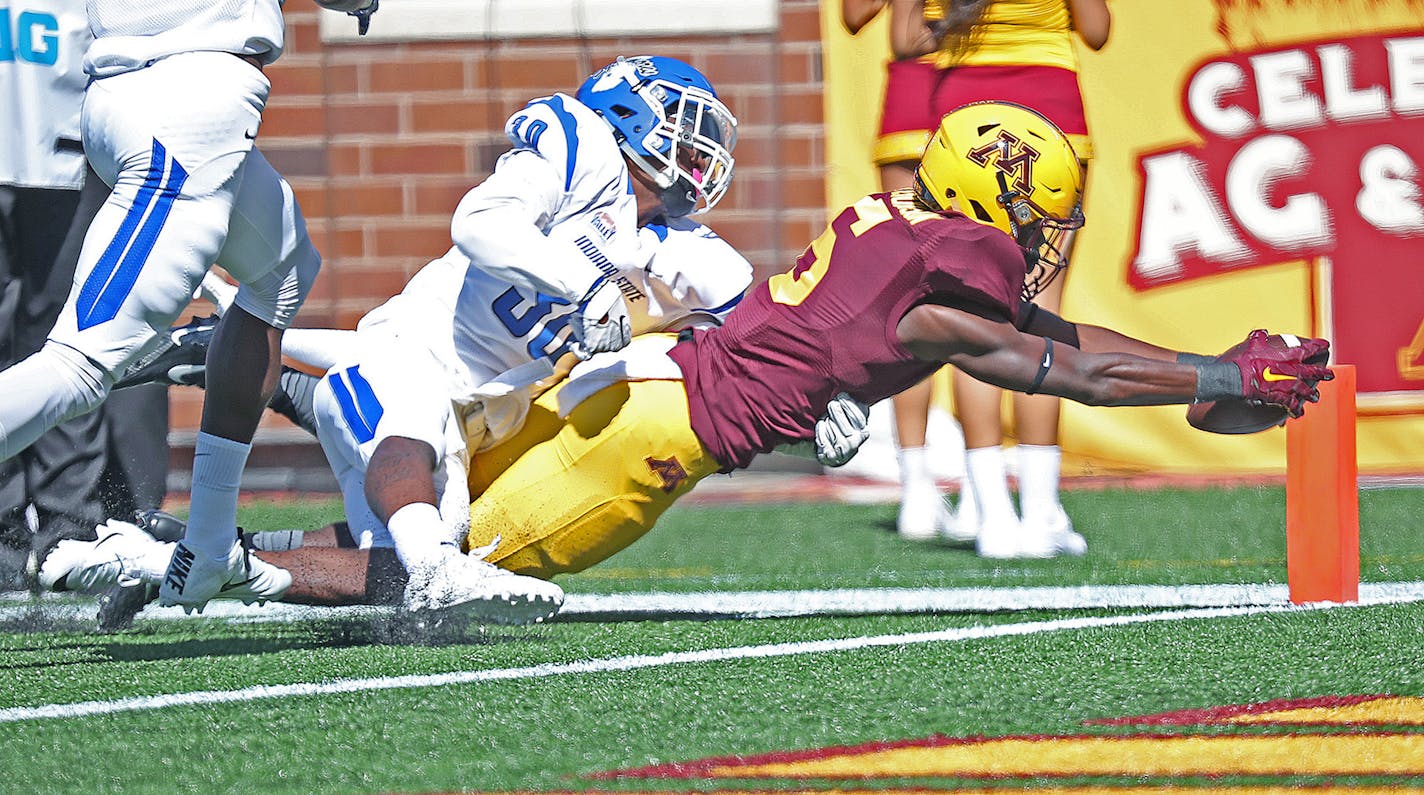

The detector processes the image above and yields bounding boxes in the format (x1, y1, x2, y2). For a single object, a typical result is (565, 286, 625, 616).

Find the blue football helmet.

(577, 56, 737, 216)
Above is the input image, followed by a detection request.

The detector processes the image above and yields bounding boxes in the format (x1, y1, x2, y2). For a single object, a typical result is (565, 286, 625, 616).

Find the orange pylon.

(1285, 364, 1358, 604)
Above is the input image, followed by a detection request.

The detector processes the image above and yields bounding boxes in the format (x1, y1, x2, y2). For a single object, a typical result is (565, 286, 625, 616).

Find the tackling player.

(306, 55, 742, 623)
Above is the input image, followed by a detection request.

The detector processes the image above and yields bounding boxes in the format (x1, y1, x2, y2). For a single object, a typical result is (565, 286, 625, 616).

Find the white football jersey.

(345, 92, 751, 454)
(356, 219, 750, 452)
(0, 0, 89, 188)
(84, 0, 286, 77)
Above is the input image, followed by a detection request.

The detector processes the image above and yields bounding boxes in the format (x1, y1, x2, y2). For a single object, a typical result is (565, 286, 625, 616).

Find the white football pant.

(0, 51, 320, 461)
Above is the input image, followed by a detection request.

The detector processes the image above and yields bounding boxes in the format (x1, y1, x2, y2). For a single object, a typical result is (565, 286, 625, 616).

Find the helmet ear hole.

(967, 199, 995, 224)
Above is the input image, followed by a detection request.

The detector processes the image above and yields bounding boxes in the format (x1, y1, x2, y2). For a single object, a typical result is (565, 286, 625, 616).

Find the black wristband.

(1194, 362, 1243, 402)
(1027, 337, 1054, 394)
(1177, 351, 1216, 366)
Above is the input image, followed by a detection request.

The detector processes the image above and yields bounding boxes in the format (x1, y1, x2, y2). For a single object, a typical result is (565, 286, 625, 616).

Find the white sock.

(897, 446, 935, 497)
(965, 446, 1017, 524)
(249, 530, 304, 552)
(386, 502, 454, 571)
(1016, 444, 1063, 522)
(183, 432, 250, 559)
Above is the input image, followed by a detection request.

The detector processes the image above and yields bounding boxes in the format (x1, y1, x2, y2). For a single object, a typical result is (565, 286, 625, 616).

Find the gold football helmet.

(915, 101, 1085, 300)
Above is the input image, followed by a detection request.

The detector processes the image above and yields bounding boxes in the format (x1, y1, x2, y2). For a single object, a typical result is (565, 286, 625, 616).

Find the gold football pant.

(464, 378, 721, 579)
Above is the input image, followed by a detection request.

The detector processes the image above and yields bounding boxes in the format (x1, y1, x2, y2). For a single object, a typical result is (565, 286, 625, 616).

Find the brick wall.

(168, 0, 829, 447)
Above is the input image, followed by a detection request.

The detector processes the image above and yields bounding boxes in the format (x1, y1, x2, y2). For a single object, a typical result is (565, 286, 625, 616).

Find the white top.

(350, 92, 750, 452)
(84, 0, 286, 77)
(0, 0, 89, 188)
(356, 218, 750, 452)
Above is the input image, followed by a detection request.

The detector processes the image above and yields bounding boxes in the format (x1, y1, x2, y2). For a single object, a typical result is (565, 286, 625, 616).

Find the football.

(1185, 333, 1326, 435)
(1186, 397, 1288, 435)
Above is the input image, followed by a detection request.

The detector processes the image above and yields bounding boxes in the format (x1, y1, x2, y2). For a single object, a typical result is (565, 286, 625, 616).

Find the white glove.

(570, 277, 632, 360)
(814, 392, 870, 467)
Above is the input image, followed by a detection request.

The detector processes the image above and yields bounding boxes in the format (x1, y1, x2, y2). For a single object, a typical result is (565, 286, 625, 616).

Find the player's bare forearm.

(900, 302, 1198, 406)
(950, 336, 1198, 407)
(364, 437, 438, 524)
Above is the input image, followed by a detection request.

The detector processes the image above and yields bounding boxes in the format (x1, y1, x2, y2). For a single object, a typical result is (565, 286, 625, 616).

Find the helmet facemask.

(995, 171, 1084, 301)
(628, 80, 737, 217)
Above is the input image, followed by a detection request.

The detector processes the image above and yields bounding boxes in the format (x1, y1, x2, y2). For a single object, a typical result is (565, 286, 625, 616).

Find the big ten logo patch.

(593, 694, 1424, 789)
(1126, 1, 1424, 399)
(0, 8, 59, 66)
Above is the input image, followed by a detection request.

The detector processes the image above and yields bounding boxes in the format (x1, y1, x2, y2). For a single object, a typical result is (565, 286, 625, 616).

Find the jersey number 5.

(768, 198, 893, 306)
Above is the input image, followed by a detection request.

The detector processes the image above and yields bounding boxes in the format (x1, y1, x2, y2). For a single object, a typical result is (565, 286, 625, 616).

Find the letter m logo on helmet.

(966, 132, 1040, 197)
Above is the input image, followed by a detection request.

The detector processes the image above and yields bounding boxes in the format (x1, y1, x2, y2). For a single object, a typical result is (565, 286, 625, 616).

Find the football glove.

(1222, 329, 1334, 418)
(570, 277, 632, 360)
(814, 392, 871, 467)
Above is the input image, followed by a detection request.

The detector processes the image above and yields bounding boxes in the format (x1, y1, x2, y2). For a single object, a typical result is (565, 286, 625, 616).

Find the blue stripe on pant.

(76, 138, 190, 330)
(329, 366, 384, 444)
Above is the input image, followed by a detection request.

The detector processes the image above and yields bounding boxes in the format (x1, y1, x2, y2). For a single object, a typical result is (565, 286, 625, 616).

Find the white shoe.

(39, 520, 157, 594)
(402, 550, 564, 625)
(157, 539, 292, 613)
(896, 486, 950, 541)
(1022, 505, 1088, 557)
(975, 513, 1036, 559)
(949, 487, 981, 544)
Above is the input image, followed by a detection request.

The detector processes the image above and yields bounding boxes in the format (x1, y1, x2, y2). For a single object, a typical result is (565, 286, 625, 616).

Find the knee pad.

(231, 238, 319, 330)
(44, 342, 111, 415)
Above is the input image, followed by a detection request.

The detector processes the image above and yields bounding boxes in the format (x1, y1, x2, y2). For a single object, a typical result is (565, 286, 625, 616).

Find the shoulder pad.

(504, 94, 621, 194)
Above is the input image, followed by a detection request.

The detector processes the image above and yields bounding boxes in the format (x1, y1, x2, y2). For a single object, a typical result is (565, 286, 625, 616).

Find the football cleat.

(38, 519, 157, 593)
(134, 509, 187, 542)
(97, 581, 158, 633)
(402, 549, 564, 625)
(157, 537, 292, 613)
(113, 314, 218, 390)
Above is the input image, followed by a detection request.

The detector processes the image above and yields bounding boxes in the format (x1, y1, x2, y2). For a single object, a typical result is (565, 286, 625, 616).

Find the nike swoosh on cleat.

(1262, 367, 1297, 382)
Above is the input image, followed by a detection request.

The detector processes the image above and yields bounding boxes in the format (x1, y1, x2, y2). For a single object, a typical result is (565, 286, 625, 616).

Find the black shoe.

(134, 509, 187, 543)
(114, 314, 219, 390)
(97, 581, 157, 633)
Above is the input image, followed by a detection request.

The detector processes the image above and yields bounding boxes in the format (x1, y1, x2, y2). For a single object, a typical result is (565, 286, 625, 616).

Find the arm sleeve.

(450, 150, 605, 302)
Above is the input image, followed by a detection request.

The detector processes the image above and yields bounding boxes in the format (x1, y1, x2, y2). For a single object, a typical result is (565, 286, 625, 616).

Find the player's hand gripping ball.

(1187, 330, 1333, 434)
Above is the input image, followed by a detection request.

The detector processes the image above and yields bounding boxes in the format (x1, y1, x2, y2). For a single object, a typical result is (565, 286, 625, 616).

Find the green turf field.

(2, 484, 1423, 793)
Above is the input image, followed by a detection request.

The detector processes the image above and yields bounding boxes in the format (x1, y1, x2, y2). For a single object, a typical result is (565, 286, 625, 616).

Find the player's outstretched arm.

(900, 303, 1216, 408)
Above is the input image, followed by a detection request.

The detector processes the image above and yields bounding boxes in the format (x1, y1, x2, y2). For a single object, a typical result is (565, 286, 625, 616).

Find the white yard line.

(1, 596, 1418, 724)
(6, 581, 1424, 623)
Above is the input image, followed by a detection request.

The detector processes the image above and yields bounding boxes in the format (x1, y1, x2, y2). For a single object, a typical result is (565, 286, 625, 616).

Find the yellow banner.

(820, 0, 1424, 474)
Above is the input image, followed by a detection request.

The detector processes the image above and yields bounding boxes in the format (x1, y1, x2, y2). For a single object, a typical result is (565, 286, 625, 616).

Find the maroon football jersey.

(669, 189, 1028, 471)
